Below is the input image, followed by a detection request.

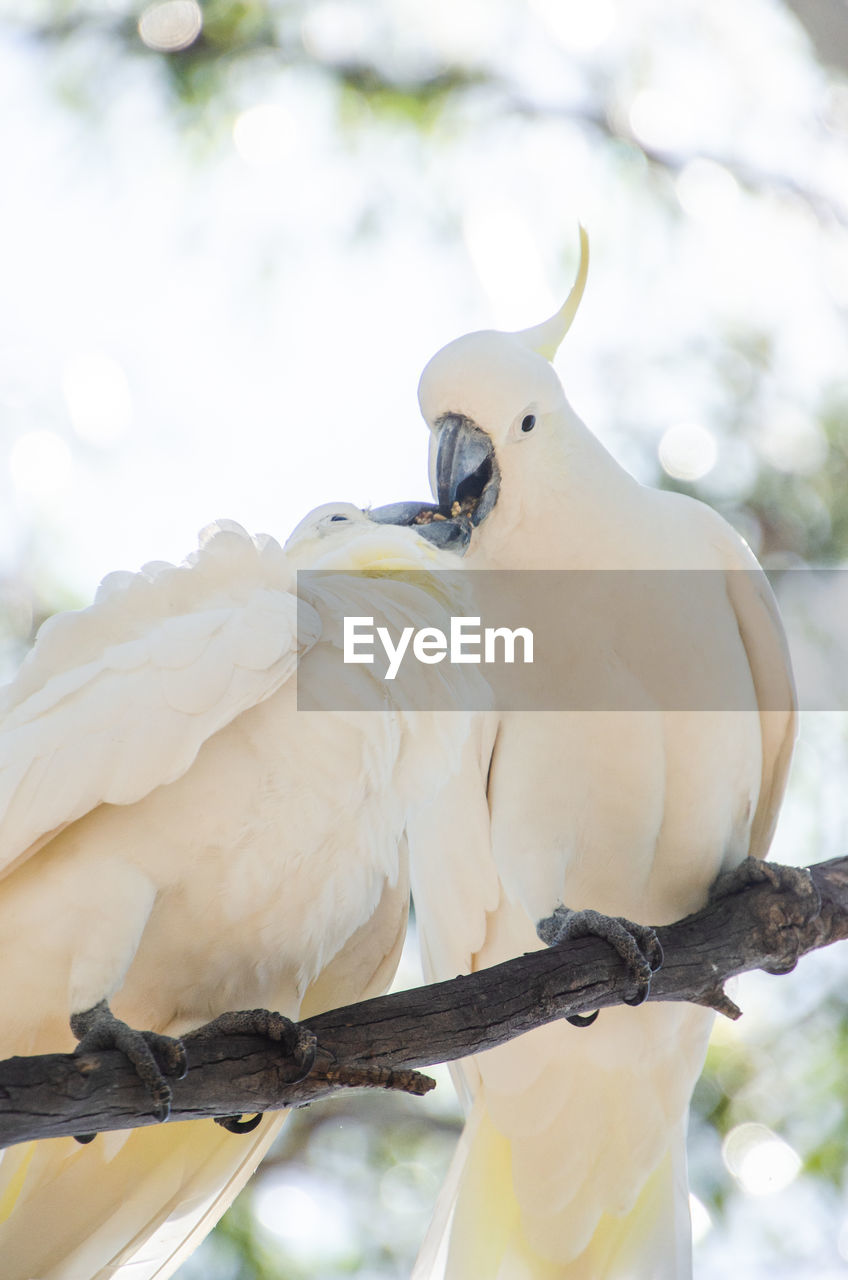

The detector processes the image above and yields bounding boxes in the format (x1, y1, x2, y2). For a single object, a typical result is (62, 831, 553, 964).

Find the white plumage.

(0, 504, 481, 1279)
(406, 237, 796, 1278)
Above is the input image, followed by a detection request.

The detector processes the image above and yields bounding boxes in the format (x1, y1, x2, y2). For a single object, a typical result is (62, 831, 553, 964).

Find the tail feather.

(0, 1113, 286, 1280)
(520, 1131, 692, 1280)
(411, 1094, 483, 1280)
(413, 1068, 696, 1280)
(444, 1100, 527, 1280)
(99, 1114, 287, 1280)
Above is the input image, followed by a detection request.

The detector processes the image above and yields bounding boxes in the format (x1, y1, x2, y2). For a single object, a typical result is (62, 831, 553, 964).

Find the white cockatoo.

(378, 232, 797, 1279)
(0, 503, 482, 1280)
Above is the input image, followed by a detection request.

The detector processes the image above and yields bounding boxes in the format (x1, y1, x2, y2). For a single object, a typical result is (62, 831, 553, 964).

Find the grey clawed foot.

(709, 856, 819, 909)
(537, 906, 664, 1020)
(709, 856, 821, 974)
(187, 1008, 318, 1137)
(189, 1009, 317, 1081)
(70, 998, 188, 1135)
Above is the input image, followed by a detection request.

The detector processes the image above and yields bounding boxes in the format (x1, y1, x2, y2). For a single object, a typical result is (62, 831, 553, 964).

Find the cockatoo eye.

(521, 414, 536, 433)
(329, 514, 348, 522)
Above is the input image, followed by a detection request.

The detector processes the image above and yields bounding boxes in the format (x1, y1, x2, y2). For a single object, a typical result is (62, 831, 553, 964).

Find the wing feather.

(407, 714, 500, 983)
(0, 525, 321, 874)
(724, 558, 797, 859)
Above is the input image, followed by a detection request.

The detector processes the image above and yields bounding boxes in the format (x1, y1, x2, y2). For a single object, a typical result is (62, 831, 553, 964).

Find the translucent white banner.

(295, 569, 841, 711)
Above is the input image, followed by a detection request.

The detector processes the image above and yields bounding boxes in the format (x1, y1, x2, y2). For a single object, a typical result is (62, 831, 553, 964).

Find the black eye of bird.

(521, 414, 536, 433)
(330, 514, 348, 522)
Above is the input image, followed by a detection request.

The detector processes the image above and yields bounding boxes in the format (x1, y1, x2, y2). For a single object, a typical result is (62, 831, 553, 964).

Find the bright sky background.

(1, 0, 846, 619)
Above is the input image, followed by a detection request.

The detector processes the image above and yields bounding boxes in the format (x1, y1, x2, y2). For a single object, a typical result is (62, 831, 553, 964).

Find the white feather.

(409, 312, 796, 1279)
(0, 508, 486, 1279)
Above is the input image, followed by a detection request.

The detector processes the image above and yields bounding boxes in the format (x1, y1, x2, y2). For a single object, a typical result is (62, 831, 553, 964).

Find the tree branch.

(2, 856, 846, 1149)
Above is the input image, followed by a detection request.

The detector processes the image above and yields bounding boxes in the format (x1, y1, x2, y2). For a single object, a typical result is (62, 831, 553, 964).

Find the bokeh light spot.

(722, 1122, 801, 1196)
(138, 1, 202, 53)
(658, 422, 717, 481)
(676, 158, 740, 222)
(758, 409, 828, 475)
(253, 1173, 355, 1261)
(63, 351, 132, 446)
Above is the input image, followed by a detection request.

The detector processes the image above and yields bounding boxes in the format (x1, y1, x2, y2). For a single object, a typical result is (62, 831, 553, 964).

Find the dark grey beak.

(369, 500, 472, 553)
(367, 415, 498, 557)
(434, 414, 499, 524)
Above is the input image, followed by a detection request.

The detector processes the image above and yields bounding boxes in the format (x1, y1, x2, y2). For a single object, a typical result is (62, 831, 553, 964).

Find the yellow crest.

(513, 225, 589, 361)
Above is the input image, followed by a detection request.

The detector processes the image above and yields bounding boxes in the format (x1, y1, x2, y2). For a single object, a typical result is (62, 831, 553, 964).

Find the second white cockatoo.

(0, 503, 482, 1280)
(376, 232, 797, 1278)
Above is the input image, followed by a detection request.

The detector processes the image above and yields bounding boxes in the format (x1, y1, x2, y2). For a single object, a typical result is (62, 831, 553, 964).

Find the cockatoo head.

(373, 229, 594, 559)
(284, 501, 370, 554)
(284, 501, 472, 617)
(284, 501, 466, 575)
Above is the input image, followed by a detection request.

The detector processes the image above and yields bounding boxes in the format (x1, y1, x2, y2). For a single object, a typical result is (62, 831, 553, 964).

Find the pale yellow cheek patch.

(359, 567, 465, 617)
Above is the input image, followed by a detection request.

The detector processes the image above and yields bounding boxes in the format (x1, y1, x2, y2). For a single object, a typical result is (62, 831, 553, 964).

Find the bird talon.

(644, 934, 664, 973)
(622, 981, 651, 1007)
(290, 1028, 318, 1082)
(150, 1081, 173, 1123)
(261, 1011, 317, 1078)
(566, 1010, 600, 1028)
(215, 1113, 264, 1135)
(187, 1009, 317, 1083)
(142, 1030, 188, 1081)
(709, 857, 820, 918)
(537, 906, 662, 1012)
(70, 998, 183, 1123)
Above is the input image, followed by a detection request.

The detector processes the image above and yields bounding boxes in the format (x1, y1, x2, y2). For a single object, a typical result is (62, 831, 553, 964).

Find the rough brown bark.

(1, 856, 845, 1149)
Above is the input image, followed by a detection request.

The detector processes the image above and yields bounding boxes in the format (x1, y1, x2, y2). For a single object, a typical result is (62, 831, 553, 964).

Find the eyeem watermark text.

(344, 616, 534, 680)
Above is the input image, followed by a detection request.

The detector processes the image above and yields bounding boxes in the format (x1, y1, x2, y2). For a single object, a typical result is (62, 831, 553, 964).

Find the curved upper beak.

(434, 414, 499, 525)
(367, 415, 498, 557)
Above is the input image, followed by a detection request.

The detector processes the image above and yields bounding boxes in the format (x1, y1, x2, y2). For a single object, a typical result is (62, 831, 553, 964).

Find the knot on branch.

(694, 985, 742, 1020)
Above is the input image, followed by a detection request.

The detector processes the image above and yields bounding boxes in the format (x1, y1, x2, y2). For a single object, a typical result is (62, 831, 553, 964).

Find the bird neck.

(468, 408, 641, 570)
